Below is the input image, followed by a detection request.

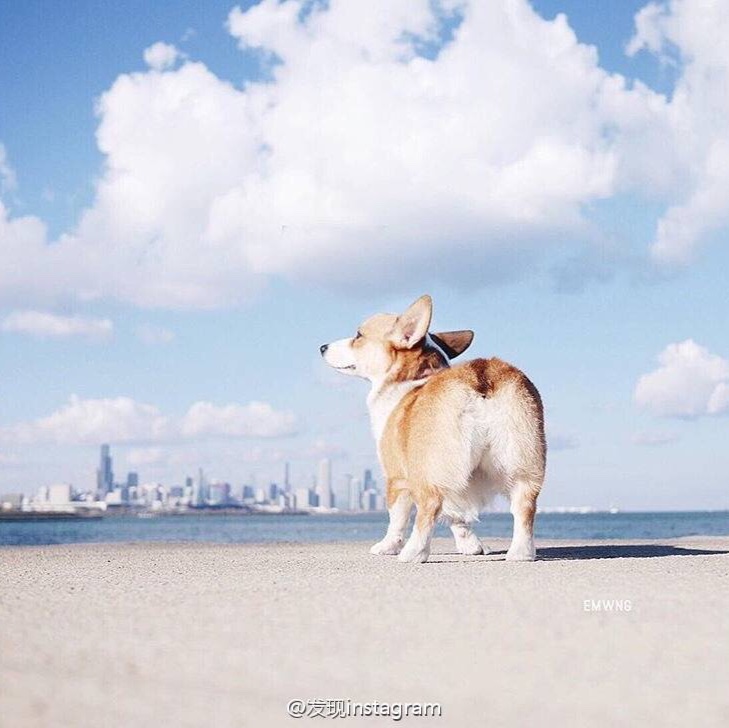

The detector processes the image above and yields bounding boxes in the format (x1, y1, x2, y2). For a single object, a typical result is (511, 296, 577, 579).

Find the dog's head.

(320, 295, 473, 383)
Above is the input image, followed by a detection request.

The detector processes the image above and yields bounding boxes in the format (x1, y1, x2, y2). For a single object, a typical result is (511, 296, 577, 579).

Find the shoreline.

(3, 506, 728, 517)
(2, 534, 729, 550)
(2, 537, 728, 727)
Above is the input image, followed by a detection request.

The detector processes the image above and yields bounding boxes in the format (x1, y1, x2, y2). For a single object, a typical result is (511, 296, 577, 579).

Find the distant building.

(192, 468, 207, 506)
(0, 493, 23, 510)
(106, 489, 123, 505)
(208, 482, 231, 506)
(284, 462, 291, 492)
(48, 483, 73, 505)
(337, 474, 352, 510)
(361, 488, 378, 512)
(316, 458, 333, 509)
(96, 444, 113, 499)
(141, 482, 165, 507)
(349, 477, 362, 511)
(183, 477, 194, 502)
(295, 487, 312, 509)
(126, 472, 139, 488)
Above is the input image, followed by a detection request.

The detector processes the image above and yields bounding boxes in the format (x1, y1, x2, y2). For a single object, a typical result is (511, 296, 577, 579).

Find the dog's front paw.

(370, 538, 403, 556)
(397, 546, 430, 563)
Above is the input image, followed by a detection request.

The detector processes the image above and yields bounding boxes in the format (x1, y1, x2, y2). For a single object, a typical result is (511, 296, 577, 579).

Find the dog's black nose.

(319, 344, 329, 356)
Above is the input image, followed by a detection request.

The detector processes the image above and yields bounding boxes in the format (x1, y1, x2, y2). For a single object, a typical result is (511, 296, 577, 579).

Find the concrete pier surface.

(1, 537, 728, 727)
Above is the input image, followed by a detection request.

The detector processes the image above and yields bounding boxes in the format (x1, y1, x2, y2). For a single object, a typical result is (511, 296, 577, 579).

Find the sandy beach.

(1, 537, 728, 728)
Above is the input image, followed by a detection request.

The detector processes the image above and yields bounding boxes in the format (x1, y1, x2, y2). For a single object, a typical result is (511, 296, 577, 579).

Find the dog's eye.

(354, 331, 363, 340)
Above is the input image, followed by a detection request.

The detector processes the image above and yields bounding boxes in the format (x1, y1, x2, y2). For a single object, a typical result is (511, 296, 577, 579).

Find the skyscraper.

(183, 476, 194, 503)
(338, 473, 352, 510)
(207, 481, 230, 506)
(316, 458, 332, 508)
(120, 471, 138, 502)
(349, 477, 362, 511)
(96, 444, 113, 499)
(295, 487, 312, 510)
(193, 467, 207, 507)
(284, 461, 291, 492)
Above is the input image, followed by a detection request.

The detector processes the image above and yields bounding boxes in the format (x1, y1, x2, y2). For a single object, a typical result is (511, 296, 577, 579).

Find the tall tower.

(316, 458, 332, 508)
(193, 467, 207, 507)
(96, 444, 113, 499)
(284, 461, 291, 492)
(348, 475, 362, 511)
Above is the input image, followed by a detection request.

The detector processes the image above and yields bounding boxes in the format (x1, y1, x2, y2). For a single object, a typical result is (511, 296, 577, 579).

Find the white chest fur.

(367, 378, 428, 446)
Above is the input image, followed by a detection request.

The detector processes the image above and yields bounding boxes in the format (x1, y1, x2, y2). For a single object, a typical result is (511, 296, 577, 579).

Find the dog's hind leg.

(505, 478, 539, 561)
(370, 483, 412, 556)
(398, 488, 442, 563)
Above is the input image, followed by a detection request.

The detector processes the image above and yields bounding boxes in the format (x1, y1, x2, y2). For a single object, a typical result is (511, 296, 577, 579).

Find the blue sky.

(1, 0, 728, 509)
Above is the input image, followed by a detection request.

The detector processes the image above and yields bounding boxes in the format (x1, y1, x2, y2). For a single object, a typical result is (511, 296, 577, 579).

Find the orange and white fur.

(321, 295, 546, 563)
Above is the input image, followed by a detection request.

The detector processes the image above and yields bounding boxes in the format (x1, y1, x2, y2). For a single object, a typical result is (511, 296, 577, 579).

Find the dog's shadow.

(536, 544, 729, 560)
(428, 544, 729, 562)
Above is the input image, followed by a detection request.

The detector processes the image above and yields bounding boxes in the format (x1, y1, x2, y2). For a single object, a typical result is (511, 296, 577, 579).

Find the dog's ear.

(390, 295, 433, 349)
(431, 330, 474, 359)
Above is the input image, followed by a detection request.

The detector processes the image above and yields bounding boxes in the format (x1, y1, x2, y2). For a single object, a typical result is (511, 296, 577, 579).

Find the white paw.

(397, 546, 430, 563)
(456, 537, 487, 556)
(370, 539, 403, 556)
(505, 545, 536, 562)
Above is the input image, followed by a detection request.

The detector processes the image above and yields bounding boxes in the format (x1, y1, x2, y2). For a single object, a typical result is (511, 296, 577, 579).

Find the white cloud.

(634, 339, 729, 418)
(0, 396, 298, 445)
(143, 42, 183, 71)
(0, 143, 17, 194)
(0, 200, 77, 307)
(1, 310, 113, 339)
(135, 323, 175, 344)
(181, 401, 297, 438)
(626, 2, 670, 58)
(3, 395, 170, 445)
(126, 447, 167, 467)
(627, 0, 729, 264)
(1, 1, 729, 308)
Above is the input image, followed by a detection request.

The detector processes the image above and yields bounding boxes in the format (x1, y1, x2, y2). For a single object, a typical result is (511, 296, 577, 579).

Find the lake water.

(1, 510, 727, 546)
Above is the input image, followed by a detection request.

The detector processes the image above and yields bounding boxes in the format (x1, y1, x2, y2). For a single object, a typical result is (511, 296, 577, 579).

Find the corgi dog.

(320, 294, 546, 563)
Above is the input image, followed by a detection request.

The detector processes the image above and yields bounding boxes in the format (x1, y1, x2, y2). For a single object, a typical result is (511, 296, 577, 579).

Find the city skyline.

(2, 1, 729, 510)
(0, 443, 385, 514)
